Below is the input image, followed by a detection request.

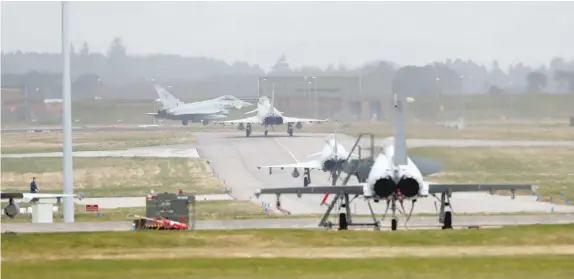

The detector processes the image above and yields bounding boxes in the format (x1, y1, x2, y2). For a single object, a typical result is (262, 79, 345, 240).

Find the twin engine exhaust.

(373, 176, 420, 198)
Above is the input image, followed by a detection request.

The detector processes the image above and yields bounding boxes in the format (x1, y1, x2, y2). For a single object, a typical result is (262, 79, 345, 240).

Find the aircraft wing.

(170, 106, 224, 116)
(219, 116, 262, 125)
(255, 185, 365, 197)
(282, 116, 329, 124)
(145, 112, 159, 116)
(426, 182, 538, 194)
(258, 160, 322, 170)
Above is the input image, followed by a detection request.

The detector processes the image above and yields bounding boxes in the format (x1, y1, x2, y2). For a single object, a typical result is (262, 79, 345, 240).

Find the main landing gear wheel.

(245, 124, 252, 137)
(338, 213, 348, 230)
(287, 123, 293, 136)
(182, 120, 189, 126)
(391, 218, 398, 231)
(264, 130, 268, 136)
(303, 168, 311, 187)
(442, 211, 453, 230)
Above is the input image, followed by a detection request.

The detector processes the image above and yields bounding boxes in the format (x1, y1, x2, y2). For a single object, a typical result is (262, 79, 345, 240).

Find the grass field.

(0, 200, 268, 223)
(297, 119, 574, 141)
(3, 256, 574, 279)
(407, 146, 574, 204)
(0, 157, 226, 196)
(2, 225, 574, 279)
(0, 129, 196, 154)
(2, 224, 573, 258)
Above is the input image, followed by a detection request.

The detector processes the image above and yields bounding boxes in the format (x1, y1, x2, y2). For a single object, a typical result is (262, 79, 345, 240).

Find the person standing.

(30, 177, 39, 193)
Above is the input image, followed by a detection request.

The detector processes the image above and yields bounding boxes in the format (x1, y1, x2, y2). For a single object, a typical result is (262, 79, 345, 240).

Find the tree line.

(2, 37, 574, 100)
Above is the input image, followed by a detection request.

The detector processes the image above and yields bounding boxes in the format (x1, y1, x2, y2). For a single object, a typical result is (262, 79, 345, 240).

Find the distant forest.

(2, 37, 574, 100)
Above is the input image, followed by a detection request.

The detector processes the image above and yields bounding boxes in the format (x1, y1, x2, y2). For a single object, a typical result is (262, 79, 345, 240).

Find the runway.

(2, 214, 573, 233)
(195, 131, 574, 216)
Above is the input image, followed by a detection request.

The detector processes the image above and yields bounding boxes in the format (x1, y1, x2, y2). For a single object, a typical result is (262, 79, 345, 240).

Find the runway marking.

(274, 138, 299, 163)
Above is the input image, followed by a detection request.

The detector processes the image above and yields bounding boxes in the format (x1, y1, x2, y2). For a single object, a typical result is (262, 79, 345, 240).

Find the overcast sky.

(2, 1, 573, 71)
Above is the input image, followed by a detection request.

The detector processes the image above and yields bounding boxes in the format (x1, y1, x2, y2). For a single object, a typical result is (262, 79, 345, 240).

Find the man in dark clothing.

(30, 177, 39, 193)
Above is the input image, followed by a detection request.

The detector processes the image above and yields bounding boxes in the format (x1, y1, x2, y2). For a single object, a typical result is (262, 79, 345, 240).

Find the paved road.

(2, 214, 573, 234)
(0, 125, 185, 134)
(0, 146, 200, 159)
(194, 132, 574, 218)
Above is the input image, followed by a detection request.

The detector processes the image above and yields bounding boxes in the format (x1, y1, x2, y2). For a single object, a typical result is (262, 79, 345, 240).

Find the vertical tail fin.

(393, 93, 407, 166)
(334, 119, 338, 155)
(271, 82, 276, 114)
(153, 84, 182, 109)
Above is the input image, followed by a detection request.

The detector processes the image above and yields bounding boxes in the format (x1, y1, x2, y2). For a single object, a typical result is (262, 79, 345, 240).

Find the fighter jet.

(217, 83, 328, 136)
(257, 133, 361, 187)
(146, 84, 253, 126)
(254, 93, 537, 231)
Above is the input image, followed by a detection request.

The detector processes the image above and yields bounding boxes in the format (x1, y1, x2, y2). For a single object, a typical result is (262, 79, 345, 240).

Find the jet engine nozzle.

(372, 175, 396, 198)
(397, 174, 421, 198)
(296, 122, 303, 129)
(292, 168, 300, 178)
(237, 123, 245, 131)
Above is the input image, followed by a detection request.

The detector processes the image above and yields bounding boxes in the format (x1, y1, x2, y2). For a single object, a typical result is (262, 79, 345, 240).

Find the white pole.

(61, 1, 74, 223)
(313, 77, 318, 118)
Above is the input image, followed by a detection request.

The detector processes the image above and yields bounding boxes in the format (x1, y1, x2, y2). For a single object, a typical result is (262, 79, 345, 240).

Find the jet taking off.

(257, 133, 361, 187)
(218, 83, 328, 137)
(146, 85, 253, 126)
(254, 93, 538, 231)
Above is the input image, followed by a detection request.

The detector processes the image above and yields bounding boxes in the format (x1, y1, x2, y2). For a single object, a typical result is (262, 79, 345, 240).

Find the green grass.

(2, 256, 574, 279)
(0, 129, 196, 154)
(407, 147, 574, 204)
(2, 224, 573, 255)
(0, 157, 226, 196)
(301, 119, 574, 141)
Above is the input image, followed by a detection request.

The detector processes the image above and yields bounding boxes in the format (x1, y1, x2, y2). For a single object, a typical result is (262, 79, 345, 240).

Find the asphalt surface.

(3, 214, 574, 234)
(0, 146, 200, 159)
(195, 131, 574, 216)
(0, 125, 184, 134)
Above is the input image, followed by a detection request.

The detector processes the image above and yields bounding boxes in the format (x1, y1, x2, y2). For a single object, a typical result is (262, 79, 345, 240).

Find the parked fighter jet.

(146, 84, 253, 126)
(257, 133, 361, 187)
(254, 93, 537, 231)
(218, 83, 328, 136)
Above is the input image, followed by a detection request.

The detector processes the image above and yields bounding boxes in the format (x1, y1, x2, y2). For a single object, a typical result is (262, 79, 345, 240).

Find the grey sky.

(2, 1, 573, 71)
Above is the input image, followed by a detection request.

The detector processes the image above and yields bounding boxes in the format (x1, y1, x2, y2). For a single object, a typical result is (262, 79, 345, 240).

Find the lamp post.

(61, 0, 74, 222)
(312, 76, 317, 118)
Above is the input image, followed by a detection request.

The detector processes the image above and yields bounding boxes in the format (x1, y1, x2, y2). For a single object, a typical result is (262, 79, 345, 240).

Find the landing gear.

(303, 168, 311, 187)
(391, 218, 398, 231)
(264, 125, 268, 136)
(245, 124, 252, 137)
(287, 123, 293, 136)
(338, 213, 348, 230)
(182, 120, 189, 126)
(443, 212, 453, 230)
(437, 191, 454, 230)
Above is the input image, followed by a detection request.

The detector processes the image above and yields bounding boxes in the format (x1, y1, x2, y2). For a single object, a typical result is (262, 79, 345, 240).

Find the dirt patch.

(7, 245, 574, 261)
